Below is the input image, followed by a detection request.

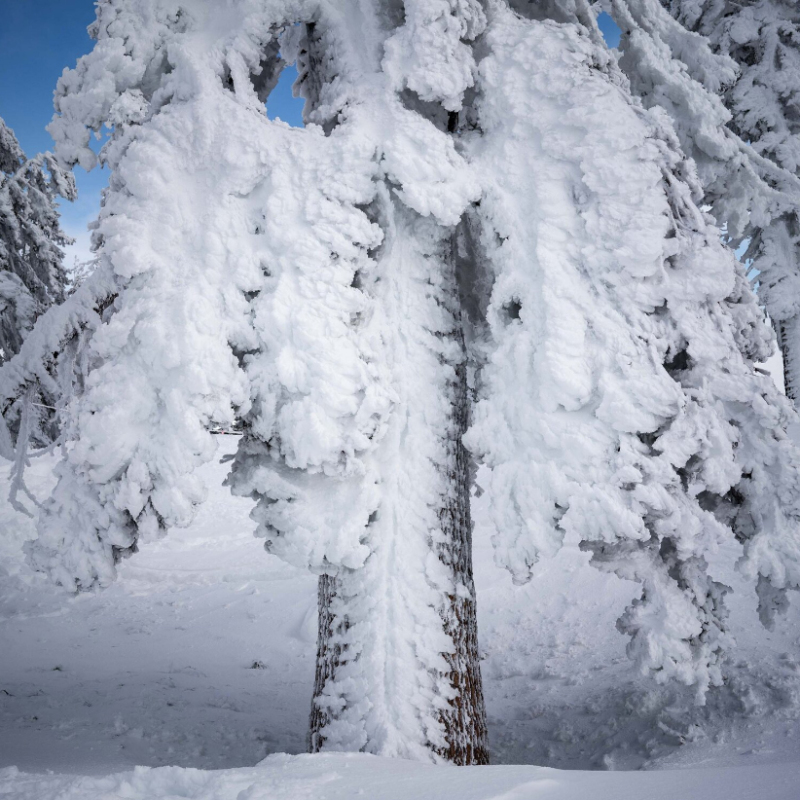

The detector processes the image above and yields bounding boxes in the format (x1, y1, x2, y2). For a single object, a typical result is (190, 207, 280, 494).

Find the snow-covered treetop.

(0, 119, 26, 173)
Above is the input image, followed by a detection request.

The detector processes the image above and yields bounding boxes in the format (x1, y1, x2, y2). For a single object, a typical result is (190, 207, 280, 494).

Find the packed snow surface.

(3, 752, 800, 800)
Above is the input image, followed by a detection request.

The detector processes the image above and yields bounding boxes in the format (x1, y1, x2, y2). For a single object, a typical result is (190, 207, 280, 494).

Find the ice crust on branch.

(608, 0, 800, 248)
(654, 0, 800, 403)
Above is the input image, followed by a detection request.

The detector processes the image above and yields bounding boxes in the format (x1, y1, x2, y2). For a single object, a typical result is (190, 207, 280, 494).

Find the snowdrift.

(3, 752, 800, 800)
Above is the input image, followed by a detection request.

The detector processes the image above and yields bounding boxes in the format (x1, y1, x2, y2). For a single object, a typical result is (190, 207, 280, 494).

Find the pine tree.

(0, 117, 75, 365)
(228, 5, 491, 758)
(607, 0, 800, 401)
(16, 0, 490, 763)
(658, 0, 800, 402)
(3, 0, 800, 763)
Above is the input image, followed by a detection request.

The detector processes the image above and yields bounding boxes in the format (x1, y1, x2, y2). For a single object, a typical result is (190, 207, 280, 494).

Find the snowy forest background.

(2, 0, 800, 798)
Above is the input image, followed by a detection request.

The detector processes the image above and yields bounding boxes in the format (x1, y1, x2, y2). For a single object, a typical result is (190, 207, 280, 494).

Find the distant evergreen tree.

(0, 117, 75, 364)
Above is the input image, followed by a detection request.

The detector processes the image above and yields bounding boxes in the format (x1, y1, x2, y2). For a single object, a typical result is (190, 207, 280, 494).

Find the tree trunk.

(308, 204, 488, 765)
(435, 353, 489, 765)
(309, 373, 489, 764)
(777, 315, 800, 403)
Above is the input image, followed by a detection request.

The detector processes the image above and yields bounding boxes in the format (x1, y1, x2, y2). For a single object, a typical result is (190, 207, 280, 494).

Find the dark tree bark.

(777, 316, 800, 403)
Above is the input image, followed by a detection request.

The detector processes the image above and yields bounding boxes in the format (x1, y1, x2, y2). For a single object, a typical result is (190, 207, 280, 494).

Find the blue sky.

(1, 2, 619, 263)
(597, 12, 621, 49)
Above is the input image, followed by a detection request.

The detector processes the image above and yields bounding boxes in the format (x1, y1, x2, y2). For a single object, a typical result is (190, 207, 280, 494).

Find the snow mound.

(3, 752, 800, 800)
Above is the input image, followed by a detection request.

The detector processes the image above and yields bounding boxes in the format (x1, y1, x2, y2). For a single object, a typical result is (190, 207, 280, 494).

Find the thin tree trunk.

(310, 573, 342, 753)
(777, 316, 800, 403)
(435, 353, 489, 765)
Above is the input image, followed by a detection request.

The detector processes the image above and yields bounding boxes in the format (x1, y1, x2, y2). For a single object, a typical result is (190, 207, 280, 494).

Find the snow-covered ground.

(4, 752, 800, 800)
(2, 435, 799, 796)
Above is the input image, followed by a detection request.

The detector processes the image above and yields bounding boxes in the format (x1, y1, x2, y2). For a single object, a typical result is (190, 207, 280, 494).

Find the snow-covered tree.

(3, 0, 800, 764)
(12, 0, 490, 764)
(656, 0, 800, 403)
(0, 118, 75, 365)
(0, 118, 77, 467)
(604, 0, 800, 401)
